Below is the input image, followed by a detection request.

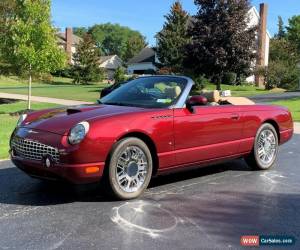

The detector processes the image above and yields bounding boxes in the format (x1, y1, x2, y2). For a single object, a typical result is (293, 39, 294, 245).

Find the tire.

(106, 137, 153, 200)
(245, 123, 279, 170)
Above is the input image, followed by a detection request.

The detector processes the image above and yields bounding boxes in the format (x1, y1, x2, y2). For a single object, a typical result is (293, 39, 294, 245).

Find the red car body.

(10, 77, 294, 184)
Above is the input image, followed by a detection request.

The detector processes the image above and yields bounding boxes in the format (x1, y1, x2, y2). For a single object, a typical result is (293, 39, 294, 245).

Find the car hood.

(23, 104, 145, 135)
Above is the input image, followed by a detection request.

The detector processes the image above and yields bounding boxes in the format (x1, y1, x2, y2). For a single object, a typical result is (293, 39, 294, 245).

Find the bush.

(71, 65, 105, 84)
(52, 67, 73, 78)
(193, 75, 210, 90)
(222, 72, 237, 85)
(114, 67, 126, 84)
(266, 61, 299, 90)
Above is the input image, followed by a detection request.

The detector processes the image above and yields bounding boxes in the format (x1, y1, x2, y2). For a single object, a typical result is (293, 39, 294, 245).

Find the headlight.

(68, 121, 90, 145)
(17, 114, 27, 127)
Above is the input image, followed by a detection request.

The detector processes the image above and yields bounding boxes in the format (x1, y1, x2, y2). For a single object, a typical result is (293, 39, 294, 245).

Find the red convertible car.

(10, 76, 293, 199)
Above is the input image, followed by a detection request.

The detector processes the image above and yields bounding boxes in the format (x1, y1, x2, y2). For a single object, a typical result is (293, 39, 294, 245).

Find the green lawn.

(204, 83, 285, 97)
(271, 97, 300, 122)
(0, 76, 286, 102)
(0, 101, 61, 159)
(0, 115, 18, 159)
(0, 75, 108, 102)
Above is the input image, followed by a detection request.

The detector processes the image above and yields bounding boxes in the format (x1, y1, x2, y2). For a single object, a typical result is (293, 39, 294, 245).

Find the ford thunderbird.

(10, 76, 294, 199)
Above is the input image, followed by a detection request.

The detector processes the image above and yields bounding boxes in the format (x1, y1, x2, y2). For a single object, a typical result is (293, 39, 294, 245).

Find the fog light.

(85, 167, 100, 174)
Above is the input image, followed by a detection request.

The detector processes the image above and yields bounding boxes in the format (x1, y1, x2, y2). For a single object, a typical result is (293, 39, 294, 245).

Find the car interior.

(195, 90, 255, 106)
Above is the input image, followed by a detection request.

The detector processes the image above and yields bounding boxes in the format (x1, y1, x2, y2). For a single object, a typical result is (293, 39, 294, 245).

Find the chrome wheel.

(257, 129, 277, 165)
(116, 146, 148, 193)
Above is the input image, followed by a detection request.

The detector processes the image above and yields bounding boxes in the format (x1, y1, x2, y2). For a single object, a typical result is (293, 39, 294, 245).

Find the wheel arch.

(105, 132, 159, 176)
(262, 119, 280, 143)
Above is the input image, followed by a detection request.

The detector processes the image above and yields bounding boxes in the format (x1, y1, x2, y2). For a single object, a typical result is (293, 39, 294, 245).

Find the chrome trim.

(11, 137, 60, 163)
(116, 145, 148, 193)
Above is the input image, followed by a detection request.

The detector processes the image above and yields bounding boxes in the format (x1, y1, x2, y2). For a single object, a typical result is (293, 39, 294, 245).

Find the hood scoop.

(66, 108, 82, 115)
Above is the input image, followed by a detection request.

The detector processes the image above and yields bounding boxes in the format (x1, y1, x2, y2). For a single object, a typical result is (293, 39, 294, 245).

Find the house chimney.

(66, 27, 73, 64)
(255, 3, 268, 88)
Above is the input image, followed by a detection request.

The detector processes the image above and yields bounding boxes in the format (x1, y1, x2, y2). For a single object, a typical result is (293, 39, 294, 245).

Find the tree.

(286, 15, 300, 52)
(275, 16, 286, 39)
(124, 35, 147, 62)
(185, 0, 256, 90)
(72, 34, 104, 84)
(267, 38, 300, 90)
(156, 1, 189, 73)
(86, 23, 147, 61)
(114, 67, 126, 84)
(0, 0, 66, 109)
(73, 27, 88, 37)
(0, 0, 17, 73)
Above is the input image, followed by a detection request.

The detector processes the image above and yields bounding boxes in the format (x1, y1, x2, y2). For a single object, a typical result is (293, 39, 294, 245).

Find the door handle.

(231, 114, 240, 120)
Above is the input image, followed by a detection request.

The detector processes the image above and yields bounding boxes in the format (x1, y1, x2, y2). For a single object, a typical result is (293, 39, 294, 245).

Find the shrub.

(222, 72, 237, 85)
(114, 67, 126, 84)
(193, 75, 210, 90)
(266, 61, 299, 90)
(52, 67, 73, 78)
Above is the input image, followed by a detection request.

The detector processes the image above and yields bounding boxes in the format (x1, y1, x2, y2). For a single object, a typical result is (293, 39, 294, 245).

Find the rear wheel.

(245, 123, 278, 170)
(107, 137, 153, 200)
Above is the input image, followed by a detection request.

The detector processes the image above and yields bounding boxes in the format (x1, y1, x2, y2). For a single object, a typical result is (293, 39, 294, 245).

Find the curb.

(294, 122, 300, 134)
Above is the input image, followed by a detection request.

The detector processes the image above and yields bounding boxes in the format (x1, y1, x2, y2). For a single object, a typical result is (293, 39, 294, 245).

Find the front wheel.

(245, 123, 279, 170)
(107, 137, 153, 200)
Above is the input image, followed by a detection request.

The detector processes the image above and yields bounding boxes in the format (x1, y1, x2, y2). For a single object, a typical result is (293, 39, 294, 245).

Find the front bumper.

(11, 155, 105, 184)
(10, 127, 106, 184)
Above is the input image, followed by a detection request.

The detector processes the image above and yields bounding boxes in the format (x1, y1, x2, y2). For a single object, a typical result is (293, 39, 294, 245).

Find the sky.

(52, 0, 300, 45)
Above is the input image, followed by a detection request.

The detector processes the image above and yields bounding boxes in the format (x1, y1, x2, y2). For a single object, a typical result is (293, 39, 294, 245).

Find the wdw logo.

(240, 235, 296, 247)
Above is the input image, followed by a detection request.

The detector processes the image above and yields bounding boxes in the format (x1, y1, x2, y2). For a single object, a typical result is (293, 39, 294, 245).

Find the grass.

(204, 83, 285, 97)
(0, 75, 109, 102)
(0, 115, 18, 159)
(271, 97, 300, 122)
(0, 101, 61, 159)
(0, 76, 286, 102)
(0, 101, 60, 114)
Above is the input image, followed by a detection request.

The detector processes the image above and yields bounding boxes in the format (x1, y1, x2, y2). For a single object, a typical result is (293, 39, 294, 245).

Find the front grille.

(11, 137, 60, 163)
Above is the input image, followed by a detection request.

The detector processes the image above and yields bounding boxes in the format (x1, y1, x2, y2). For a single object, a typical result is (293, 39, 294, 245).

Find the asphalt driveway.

(250, 91, 300, 103)
(0, 129, 299, 249)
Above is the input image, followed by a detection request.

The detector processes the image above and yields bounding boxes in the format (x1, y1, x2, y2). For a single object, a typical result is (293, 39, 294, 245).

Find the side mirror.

(186, 95, 208, 112)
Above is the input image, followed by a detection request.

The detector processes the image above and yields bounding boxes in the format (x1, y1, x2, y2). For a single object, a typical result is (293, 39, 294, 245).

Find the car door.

(173, 105, 244, 166)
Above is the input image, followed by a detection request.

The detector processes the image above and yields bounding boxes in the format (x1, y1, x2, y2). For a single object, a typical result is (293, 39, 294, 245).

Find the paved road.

(0, 92, 92, 106)
(250, 91, 300, 103)
(0, 131, 299, 249)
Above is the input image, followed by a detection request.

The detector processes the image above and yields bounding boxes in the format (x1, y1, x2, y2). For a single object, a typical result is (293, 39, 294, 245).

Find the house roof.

(99, 55, 123, 70)
(99, 55, 116, 64)
(57, 32, 82, 46)
(127, 47, 156, 64)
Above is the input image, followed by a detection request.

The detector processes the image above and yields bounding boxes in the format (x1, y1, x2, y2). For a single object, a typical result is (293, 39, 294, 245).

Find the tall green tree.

(0, 0, 66, 109)
(124, 35, 147, 62)
(72, 34, 104, 84)
(156, 1, 189, 73)
(275, 16, 286, 39)
(0, 0, 17, 73)
(185, 0, 256, 90)
(86, 23, 147, 61)
(286, 15, 300, 52)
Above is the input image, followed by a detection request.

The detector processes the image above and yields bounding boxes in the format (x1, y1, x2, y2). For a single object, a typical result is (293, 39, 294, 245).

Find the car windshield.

(100, 76, 187, 108)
